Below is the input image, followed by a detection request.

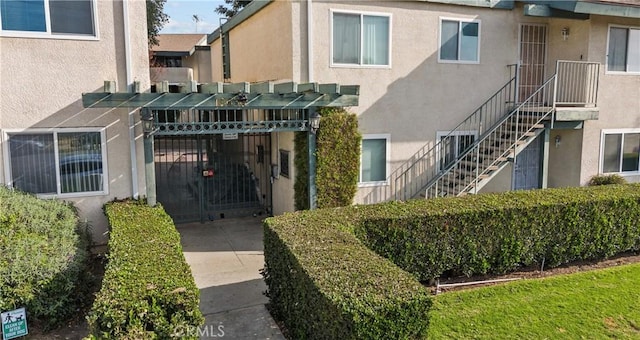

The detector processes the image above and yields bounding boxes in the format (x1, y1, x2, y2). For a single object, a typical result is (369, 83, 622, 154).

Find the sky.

(160, 0, 226, 34)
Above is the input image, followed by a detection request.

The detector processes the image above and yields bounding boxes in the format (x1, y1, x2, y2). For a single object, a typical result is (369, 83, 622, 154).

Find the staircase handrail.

(423, 73, 558, 198)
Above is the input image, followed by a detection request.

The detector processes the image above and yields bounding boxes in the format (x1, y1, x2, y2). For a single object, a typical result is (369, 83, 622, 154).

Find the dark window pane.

(0, 0, 46, 32)
(622, 133, 640, 172)
(9, 134, 56, 194)
(361, 139, 386, 182)
(608, 28, 628, 72)
(50, 0, 93, 35)
(58, 132, 103, 193)
(440, 20, 459, 60)
(333, 13, 361, 64)
(603, 134, 622, 173)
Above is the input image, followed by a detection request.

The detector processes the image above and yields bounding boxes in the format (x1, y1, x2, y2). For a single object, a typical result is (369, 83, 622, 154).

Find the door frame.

(517, 23, 549, 102)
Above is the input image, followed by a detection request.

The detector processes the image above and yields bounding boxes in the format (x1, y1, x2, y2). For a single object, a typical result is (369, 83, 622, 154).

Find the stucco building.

(0, 0, 150, 244)
(207, 0, 639, 211)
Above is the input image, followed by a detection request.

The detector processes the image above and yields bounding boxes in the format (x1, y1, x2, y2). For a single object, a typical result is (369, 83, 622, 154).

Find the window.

(0, 0, 96, 38)
(332, 10, 391, 66)
(4, 129, 108, 196)
(601, 130, 640, 174)
(279, 149, 290, 178)
(437, 131, 477, 170)
(360, 135, 390, 185)
(439, 18, 480, 63)
(607, 26, 640, 73)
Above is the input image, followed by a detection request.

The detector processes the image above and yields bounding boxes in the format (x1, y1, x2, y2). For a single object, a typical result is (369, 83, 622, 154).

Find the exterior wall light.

(309, 111, 321, 134)
(141, 110, 156, 138)
(561, 27, 570, 41)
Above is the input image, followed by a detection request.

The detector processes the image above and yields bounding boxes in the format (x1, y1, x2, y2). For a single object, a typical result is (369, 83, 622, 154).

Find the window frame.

(605, 24, 640, 75)
(599, 128, 640, 175)
(279, 149, 290, 179)
(2, 127, 109, 198)
(436, 130, 478, 171)
(330, 9, 392, 69)
(0, 0, 99, 40)
(359, 133, 391, 187)
(438, 17, 481, 64)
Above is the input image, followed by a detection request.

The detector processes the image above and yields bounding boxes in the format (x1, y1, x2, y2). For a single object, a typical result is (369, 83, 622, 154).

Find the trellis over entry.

(82, 80, 360, 210)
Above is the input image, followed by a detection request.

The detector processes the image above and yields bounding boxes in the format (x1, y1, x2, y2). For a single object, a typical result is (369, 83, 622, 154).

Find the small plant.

(588, 174, 627, 186)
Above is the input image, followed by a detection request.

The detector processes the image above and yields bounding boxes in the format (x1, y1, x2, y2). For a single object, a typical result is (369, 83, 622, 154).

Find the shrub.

(263, 211, 432, 339)
(355, 185, 640, 281)
(294, 107, 361, 210)
(88, 200, 203, 339)
(588, 174, 627, 186)
(0, 186, 91, 329)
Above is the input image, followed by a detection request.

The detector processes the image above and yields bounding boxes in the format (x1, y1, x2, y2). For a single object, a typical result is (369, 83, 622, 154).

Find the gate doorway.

(513, 134, 543, 191)
(155, 133, 271, 223)
(519, 24, 548, 101)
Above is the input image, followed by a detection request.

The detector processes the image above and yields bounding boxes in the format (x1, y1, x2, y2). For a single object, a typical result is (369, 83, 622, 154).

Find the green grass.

(428, 263, 640, 339)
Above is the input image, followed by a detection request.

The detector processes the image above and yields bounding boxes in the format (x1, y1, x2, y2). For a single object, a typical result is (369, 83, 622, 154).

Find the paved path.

(179, 217, 285, 339)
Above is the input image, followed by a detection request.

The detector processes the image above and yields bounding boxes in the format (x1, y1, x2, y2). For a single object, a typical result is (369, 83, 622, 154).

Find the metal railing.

(425, 74, 557, 198)
(361, 65, 519, 203)
(555, 60, 599, 107)
(361, 60, 600, 204)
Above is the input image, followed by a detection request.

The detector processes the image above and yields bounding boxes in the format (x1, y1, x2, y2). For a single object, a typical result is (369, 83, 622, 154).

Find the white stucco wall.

(0, 0, 150, 245)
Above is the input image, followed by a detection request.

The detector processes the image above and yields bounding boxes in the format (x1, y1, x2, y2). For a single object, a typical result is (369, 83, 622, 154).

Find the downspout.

(307, 0, 314, 82)
(123, 0, 140, 198)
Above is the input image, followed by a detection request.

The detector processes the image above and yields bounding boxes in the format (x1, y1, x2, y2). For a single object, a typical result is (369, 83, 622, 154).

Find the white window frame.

(599, 128, 640, 175)
(436, 130, 478, 171)
(605, 24, 640, 75)
(2, 127, 109, 198)
(438, 17, 481, 64)
(0, 0, 99, 40)
(330, 9, 392, 69)
(359, 134, 391, 187)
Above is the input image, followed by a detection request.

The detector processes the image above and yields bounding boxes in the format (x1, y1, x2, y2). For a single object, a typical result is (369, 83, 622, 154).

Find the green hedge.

(263, 211, 432, 339)
(355, 184, 640, 281)
(0, 187, 90, 329)
(88, 200, 203, 339)
(295, 107, 361, 210)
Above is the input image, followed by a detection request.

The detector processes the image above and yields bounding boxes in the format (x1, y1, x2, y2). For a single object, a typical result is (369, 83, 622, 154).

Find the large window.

(360, 135, 389, 185)
(601, 130, 640, 174)
(4, 129, 107, 196)
(0, 0, 96, 38)
(332, 10, 391, 67)
(439, 18, 480, 63)
(437, 131, 477, 170)
(607, 26, 640, 73)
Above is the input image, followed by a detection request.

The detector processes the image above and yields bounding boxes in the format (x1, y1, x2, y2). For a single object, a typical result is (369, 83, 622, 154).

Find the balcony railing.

(150, 67, 194, 84)
(555, 60, 599, 107)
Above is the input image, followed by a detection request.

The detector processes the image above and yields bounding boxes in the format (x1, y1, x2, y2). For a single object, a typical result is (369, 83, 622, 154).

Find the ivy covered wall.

(295, 108, 361, 210)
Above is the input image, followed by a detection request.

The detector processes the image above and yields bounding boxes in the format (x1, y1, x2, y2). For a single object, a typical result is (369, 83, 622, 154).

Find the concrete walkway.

(179, 217, 285, 339)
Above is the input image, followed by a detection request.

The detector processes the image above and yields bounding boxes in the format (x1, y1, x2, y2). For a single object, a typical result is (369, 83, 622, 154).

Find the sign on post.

(1, 308, 28, 340)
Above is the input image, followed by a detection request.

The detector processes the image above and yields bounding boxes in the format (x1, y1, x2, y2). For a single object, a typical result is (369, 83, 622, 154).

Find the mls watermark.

(173, 324, 225, 338)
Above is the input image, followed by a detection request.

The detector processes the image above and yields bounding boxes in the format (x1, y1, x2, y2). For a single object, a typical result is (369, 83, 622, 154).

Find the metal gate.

(155, 133, 272, 223)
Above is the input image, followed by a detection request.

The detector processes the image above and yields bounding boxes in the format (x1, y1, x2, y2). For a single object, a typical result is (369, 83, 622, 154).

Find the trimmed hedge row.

(355, 184, 640, 281)
(265, 184, 640, 337)
(0, 187, 90, 329)
(88, 200, 203, 339)
(263, 211, 432, 339)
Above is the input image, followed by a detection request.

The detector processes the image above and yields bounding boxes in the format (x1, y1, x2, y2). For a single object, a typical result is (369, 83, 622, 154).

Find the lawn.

(428, 263, 640, 339)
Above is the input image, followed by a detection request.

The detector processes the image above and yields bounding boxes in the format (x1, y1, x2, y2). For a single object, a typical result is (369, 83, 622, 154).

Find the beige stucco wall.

(547, 128, 583, 188)
(579, 15, 640, 185)
(271, 131, 295, 215)
(0, 0, 150, 245)
(308, 1, 521, 203)
(210, 1, 295, 83)
(184, 48, 212, 83)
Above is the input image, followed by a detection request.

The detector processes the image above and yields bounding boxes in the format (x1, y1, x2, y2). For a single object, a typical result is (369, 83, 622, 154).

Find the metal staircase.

(362, 61, 599, 203)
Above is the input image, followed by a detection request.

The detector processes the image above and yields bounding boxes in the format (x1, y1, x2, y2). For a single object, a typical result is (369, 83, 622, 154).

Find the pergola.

(82, 80, 360, 209)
